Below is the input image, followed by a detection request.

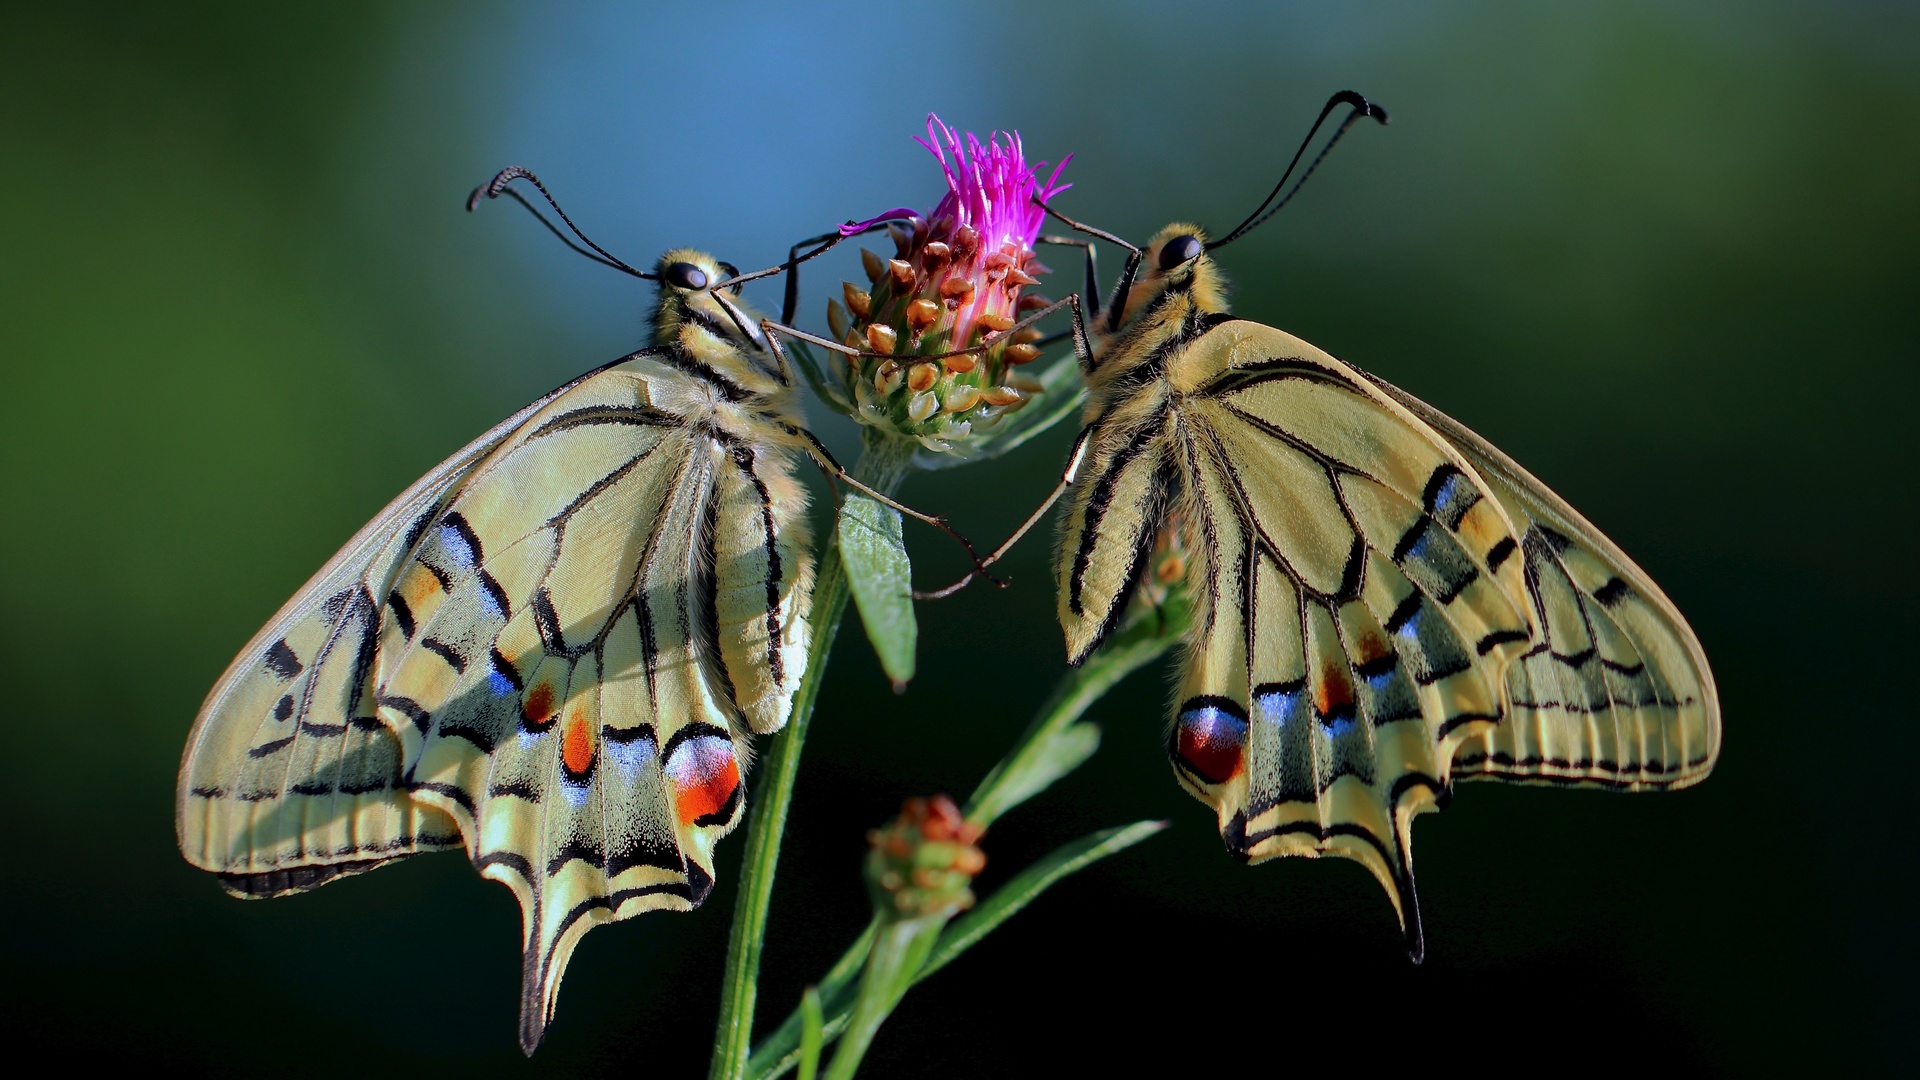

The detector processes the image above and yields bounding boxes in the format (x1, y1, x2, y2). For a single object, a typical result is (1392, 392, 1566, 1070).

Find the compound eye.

(1157, 234, 1204, 271)
(664, 261, 709, 290)
(715, 262, 742, 294)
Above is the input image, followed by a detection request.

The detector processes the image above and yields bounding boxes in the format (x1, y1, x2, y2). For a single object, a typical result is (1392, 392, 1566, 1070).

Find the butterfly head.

(651, 249, 777, 369)
(1107, 224, 1230, 337)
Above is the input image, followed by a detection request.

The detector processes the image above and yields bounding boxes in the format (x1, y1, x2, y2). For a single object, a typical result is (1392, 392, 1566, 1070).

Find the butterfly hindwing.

(1057, 385, 1178, 665)
(709, 439, 816, 734)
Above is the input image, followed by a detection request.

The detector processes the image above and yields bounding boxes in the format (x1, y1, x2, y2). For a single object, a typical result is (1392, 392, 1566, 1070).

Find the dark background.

(5, 2, 1914, 1073)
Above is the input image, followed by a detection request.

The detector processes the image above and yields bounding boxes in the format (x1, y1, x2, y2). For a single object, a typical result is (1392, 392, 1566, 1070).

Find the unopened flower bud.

(905, 298, 940, 332)
(908, 390, 938, 422)
(844, 281, 872, 319)
(1003, 343, 1043, 365)
(861, 247, 886, 284)
(866, 324, 897, 354)
(865, 795, 986, 922)
(888, 258, 915, 288)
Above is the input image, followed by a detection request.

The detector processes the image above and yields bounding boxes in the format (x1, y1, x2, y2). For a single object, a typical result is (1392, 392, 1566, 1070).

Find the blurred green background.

(5, 1, 1915, 1073)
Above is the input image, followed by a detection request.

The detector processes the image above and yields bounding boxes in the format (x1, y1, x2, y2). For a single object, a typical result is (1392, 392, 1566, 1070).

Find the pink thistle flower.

(831, 115, 1072, 453)
(916, 116, 1071, 258)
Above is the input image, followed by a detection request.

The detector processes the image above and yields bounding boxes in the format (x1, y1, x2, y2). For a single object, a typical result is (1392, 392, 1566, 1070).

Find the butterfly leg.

(755, 318, 1005, 588)
(750, 302, 1081, 371)
(756, 282, 1099, 599)
(910, 420, 1098, 601)
(905, 292, 1101, 600)
(1033, 198, 1142, 334)
(708, 220, 903, 324)
(1037, 234, 1103, 325)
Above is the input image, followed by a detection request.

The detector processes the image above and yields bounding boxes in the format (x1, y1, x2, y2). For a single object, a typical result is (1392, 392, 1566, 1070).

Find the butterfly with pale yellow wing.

(175, 169, 977, 1053)
(961, 92, 1720, 957)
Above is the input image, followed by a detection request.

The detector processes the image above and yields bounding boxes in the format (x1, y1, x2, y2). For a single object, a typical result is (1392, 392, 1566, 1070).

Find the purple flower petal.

(916, 112, 1071, 255)
(839, 208, 920, 238)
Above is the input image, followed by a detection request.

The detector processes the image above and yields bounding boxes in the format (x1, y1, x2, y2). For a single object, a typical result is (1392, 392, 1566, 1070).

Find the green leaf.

(797, 987, 824, 1080)
(837, 492, 916, 689)
(963, 723, 1101, 830)
(919, 820, 1167, 983)
(744, 821, 1167, 1079)
(823, 918, 944, 1080)
(965, 590, 1190, 828)
(748, 919, 874, 1080)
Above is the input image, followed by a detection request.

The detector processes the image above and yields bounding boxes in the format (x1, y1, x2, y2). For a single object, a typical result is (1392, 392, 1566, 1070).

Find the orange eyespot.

(665, 733, 740, 827)
(522, 684, 555, 728)
(1314, 663, 1354, 718)
(562, 716, 594, 778)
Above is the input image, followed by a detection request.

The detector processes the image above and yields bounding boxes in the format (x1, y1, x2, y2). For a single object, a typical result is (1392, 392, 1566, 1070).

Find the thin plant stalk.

(709, 432, 917, 1080)
(743, 595, 1188, 1080)
(821, 918, 944, 1080)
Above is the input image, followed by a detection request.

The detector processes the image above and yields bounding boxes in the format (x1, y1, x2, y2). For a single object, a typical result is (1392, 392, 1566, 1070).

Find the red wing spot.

(1314, 663, 1354, 717)
(523, 684, 555, 728)
(666, 736, 741, 826)
(400, 566, 441, 609)
(562, 715, 594, 777)
(1174, 702, 1248, 786)
(1351, 627, 1390, 667)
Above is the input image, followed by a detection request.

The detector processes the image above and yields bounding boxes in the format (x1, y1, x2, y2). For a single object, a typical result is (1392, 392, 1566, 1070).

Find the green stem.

(743, 595, 1189, 1080)
(821, 918, 944, 1080)
(709, 432, 916, 1080)
(964, 591, 1189, 829)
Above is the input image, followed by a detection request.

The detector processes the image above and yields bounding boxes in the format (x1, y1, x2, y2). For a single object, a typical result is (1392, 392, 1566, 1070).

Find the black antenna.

(1207, 90, 1389, 252)
(466, 166, 657, 280)
(712, 219, 891, 293)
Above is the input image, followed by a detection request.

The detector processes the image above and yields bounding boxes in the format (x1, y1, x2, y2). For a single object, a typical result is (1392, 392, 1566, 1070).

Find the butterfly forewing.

(1061, 222, 1720, 950)
(1365, 374, 1720, 791)
(176, 364, 607, 894)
